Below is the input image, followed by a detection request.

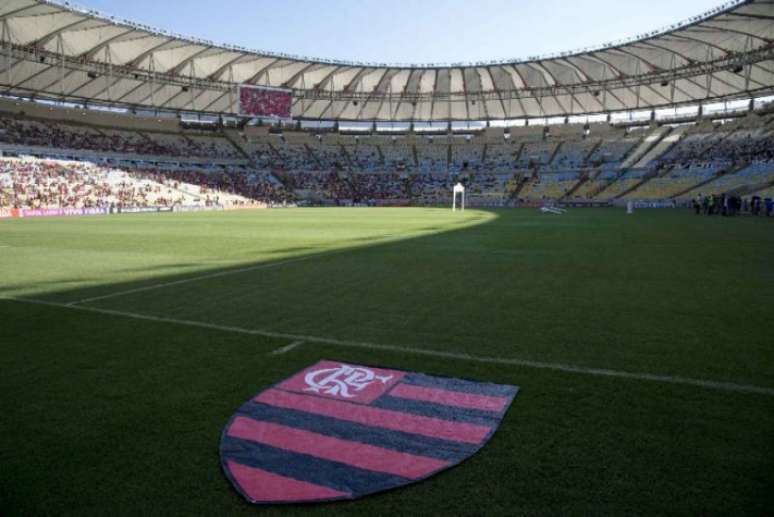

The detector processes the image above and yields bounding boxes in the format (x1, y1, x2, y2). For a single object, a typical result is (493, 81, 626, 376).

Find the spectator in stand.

(0, 116, 240, 159)
(0, 158, 292, 210)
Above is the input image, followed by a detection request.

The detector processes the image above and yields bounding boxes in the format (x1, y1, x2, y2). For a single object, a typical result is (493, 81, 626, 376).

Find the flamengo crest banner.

(220, 360, 518, 504)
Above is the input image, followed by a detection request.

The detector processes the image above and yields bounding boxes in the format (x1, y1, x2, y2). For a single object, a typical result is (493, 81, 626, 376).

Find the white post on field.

(626, 200, 634, 215)
(452, 182, 465, 212)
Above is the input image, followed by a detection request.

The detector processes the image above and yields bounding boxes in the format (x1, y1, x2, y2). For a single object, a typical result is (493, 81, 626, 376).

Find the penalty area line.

(66, 254, 320, 307)
(270, 340, 305, 356)
(4, 296, 774, 398)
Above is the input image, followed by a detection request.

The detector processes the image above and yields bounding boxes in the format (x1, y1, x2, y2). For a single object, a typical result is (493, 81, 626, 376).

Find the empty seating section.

(690, 162, 774, 196)
(569, 170, 618, 199)
(516, 141, 558, 168)
(598, 169, 648, 199)
(348, 144, 382, 172)
(450, 142, 483, 172)
(309, 142, 347, 168)
(549, 139, 599, 170)
(275, 141, 315, 170)
(484, 143, 517, 172)
(249, 141, 276, 167)
(183, 134, 242, 159)
(416, 141, 448, 173)
(464, 173, 510, 201)
(625, 164, 722, 199)
(587, 136, 639, 167)
(381, 142, 414, 171)
(521, 172, 580, 200)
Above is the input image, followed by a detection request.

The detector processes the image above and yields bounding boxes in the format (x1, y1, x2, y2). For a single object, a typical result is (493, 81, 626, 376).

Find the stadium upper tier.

(0, 0, 773, 121)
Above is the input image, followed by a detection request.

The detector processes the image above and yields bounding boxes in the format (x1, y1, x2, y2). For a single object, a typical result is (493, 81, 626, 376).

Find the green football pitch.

(1, 207, 772, 516)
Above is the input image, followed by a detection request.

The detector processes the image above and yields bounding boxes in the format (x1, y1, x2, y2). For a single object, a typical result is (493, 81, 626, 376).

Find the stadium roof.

(0, 0, 773, 121)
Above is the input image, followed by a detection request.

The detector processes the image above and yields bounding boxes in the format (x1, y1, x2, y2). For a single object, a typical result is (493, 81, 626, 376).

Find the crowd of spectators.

(282, 170, 509, 205)
(0, 160, 188, 209)
(2, 112, 774, 208)
(0, 117, 240, 159)
(0, 159, 290, 210)
(146, 167, 293, 204)
(657, 126, 774, 169)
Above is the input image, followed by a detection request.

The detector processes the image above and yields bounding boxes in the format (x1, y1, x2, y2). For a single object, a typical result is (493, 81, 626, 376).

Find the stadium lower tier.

(0, 159, 290, 210)
(2, 156, 773, 213)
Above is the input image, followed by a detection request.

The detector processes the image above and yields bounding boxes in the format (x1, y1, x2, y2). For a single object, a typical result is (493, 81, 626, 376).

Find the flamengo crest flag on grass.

(220, 360, 519, 504)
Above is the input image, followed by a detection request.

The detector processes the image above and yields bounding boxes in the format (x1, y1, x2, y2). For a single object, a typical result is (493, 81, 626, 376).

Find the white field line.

(65, 225, 487, 307)
(67, 254, 319, 306)
(5, 296, 774, 397)
(270, 340, 305, 356)
(65, 231, 435, 307)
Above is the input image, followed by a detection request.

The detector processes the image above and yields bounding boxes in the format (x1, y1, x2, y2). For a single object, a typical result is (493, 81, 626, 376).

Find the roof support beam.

(168, 46, 217, 76)
(507, 65, 528, 117)
(589, 53, 665, 108)
(8, 62, 55, 90)
(560, 59, 604, 111)
(353, 68, 389, 119)
(484, 67, 507, 118)
(616, 47, 699, 101)
(242, 58, 280, 85)
(201, 88, 233, 112)
(0, 3, 44, 21)
(342, 67, 372, 92)
(391, 68, 421, 119)
(645, 37, 770, 92)
(79, 27, 137, 60)
(691, 23, 772, 44)
(725, 12, 774, 21)
(206, 54, 258, 81)
(281, 62, 319, 88)
(312, 66, 345, 91)
(33, 17, 100, 49)
(77, 75, 124, 101)
(126, 38, 177, 68)
(459, 68, 471, 121)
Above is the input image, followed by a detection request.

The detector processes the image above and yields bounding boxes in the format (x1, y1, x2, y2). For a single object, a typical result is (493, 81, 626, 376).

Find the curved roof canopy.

(0, 0, 773, 121)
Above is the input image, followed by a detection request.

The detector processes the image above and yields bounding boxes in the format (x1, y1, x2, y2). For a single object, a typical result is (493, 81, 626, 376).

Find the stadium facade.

(0, 0, 773, 122)
(1, 0, 774, 213)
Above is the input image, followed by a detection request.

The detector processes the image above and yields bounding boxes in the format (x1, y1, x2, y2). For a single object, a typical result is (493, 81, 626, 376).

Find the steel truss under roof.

(0, 0, 773, 122)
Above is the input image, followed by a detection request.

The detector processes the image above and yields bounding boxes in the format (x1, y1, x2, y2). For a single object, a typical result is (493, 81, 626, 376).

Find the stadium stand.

(2, 98, 774, 210)
(0, 158, 264, 209)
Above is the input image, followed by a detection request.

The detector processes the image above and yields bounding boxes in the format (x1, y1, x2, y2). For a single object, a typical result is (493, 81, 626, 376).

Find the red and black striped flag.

(220, 360, 518, 504)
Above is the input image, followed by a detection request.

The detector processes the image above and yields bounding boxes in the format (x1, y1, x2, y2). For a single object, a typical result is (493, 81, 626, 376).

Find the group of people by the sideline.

(692, 193, 773, 217)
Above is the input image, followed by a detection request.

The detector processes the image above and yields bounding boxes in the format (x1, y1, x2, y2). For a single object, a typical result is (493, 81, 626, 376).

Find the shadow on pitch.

(2, 208, 505, 306)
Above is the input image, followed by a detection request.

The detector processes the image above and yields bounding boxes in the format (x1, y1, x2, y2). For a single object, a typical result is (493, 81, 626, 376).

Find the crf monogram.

(304, 364, 393, 398)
